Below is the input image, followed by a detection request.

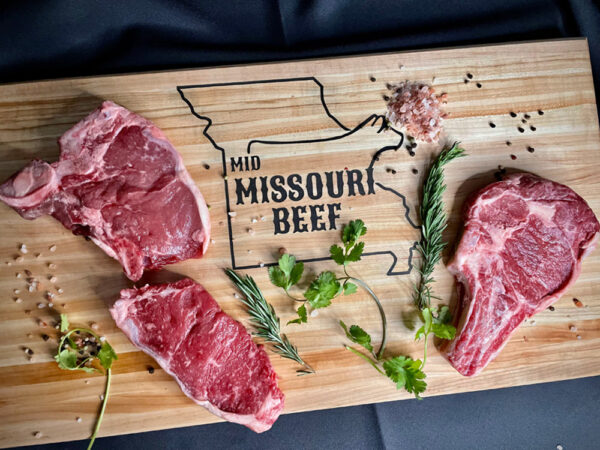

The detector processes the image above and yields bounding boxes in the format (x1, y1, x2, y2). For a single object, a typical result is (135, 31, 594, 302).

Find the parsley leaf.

(415, 307, 433, 341)
(269, 254, 304, 291)
(340, 321, 373, 354)
(287, 304, 308, 325)
(383, 356, 427, 399)
(346, 241, 365, 262)
(343, 282, 357, 295)
(304, 271, 340, 309)
(278, 253, 295, 278)
(342, 219, 367, 246)
(60, 313, 70, 333)
(330, 244, 345, 265)
(55, 348, 78, 370)
(289, 261, 304, 286)
(97, 341, 118, 370)
(268, 266, 288, 289)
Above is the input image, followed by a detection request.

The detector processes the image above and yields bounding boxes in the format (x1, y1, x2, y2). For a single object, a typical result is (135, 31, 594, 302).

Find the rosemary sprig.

(413, 142, 464, 371)
(225, 269, 314, 375)
(414, 142, 465, 310)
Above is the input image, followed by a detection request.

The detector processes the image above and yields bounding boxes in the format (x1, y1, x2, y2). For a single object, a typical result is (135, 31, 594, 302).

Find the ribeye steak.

(0, 101, 210, 281)
(443, 173, 599, 376)
(110, 278, 284, 432)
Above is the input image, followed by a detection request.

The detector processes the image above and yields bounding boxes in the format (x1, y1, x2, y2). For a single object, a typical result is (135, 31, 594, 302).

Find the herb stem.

(345, 276, 387, 360)
(284, 290, 304, 303)
(345, 346, 385, 376)
(87, 368, 111, 450)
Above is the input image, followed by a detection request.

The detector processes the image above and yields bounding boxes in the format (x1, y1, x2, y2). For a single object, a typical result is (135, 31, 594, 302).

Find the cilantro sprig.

(56, 314, 117, 450)
(341, 323, 426, 399)
(269, 220, 388, 359)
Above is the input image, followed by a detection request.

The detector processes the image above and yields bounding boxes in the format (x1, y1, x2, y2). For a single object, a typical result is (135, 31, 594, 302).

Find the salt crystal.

(34, 431, 42, 439)
(76, 417, 82, 423)
(576, 335, 582, 340)
(247, 228, 255, 235)
(260, 216, 266, 221)
(259, 262, 265, 268)
(14, 289, 20, 294)
(310, 310, 319, 317)
(49, 245, 56, 252)
(20, 244, 28, 254)
(48, 302, 54, 308)
(228, 211, 237, 217)
(570, 325, 577, 332)
(251, 218, 257, 223)
(37, 303, 46, 309)
(14, 298, 22, 303)
(15, 256, 24, 263)
(57, 288, 64, 294)
(16, 272, 21, 278)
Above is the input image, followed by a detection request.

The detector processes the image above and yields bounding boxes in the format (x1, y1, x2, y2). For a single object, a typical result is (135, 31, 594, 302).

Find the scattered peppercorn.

(41, 334, 50, 341)
(538, 109, 544, 115)
(524, 113, 530, 119)
(464, 79, 469, 84)
(527, 146, 535, 153)
(476, 83, 482, 88)
(548, 306, 555, 311)
(466, 73, 473, 79)
(506, 140, 512, 146)
(510, 112, 517, 118)
(411, 168, 419, 175)
(518, 127, 525, 133)
(489, 122, 496, 128)
(369, 75, 376, 82)
(510, 154, 517, 160)
(530, 125, 536, 131)
(203, 163, 210, 170)
(573, 298, 584, 308)
(148, 366, 155, 374)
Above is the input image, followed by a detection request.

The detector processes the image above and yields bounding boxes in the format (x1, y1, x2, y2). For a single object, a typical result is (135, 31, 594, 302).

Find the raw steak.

(110, 278, 284, 432)
(443, 173, 599, 376)
(0, 101, 210, 281)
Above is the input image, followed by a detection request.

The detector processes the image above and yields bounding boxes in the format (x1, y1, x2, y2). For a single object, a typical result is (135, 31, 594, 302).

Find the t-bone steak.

(0, 101, 210, 281)
(110, 278, 284, 432)
(443, 173, 599, 376)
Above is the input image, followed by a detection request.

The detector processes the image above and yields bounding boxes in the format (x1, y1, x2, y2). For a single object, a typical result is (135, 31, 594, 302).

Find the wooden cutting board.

(1, 38, 599, 448)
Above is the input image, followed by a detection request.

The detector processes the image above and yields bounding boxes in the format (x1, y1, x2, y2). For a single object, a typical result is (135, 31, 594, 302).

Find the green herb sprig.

(269, 220, 388, 359)
(413, 142, 465, 370)
(56, 314, 117, 450)
(225, 269, 314, 375)
(341, 322, 426, 398)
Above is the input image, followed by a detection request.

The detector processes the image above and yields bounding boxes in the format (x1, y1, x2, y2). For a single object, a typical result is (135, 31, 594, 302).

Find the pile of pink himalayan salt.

(385, 81, 448, 143)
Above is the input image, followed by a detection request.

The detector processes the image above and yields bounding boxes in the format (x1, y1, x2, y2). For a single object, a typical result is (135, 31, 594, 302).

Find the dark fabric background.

(2, 1, 599, 449)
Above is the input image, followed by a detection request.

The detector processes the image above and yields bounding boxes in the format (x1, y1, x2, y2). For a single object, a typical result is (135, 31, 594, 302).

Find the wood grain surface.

(1, 39, 599, 448)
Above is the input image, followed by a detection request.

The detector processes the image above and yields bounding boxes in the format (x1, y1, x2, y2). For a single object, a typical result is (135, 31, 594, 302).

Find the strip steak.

(110, 278, 284, 432)
(443, 173, 599, 376)
(0, 101, 210, 280)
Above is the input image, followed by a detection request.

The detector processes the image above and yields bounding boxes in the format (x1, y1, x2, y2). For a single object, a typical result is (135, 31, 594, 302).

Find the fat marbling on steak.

(443, 173, 599, 376)
(0, 101, 210, 281)
(110, 278, 284, 432)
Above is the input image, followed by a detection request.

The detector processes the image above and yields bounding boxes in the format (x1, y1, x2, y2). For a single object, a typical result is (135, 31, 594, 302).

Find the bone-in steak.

(0, 101, 210, 281)
(443, 173, 599, 376)
(110, 278, 284, 432)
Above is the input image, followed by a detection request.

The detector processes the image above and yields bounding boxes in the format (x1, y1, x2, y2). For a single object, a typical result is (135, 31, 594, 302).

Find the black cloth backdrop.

(2, 1, 600, 449)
